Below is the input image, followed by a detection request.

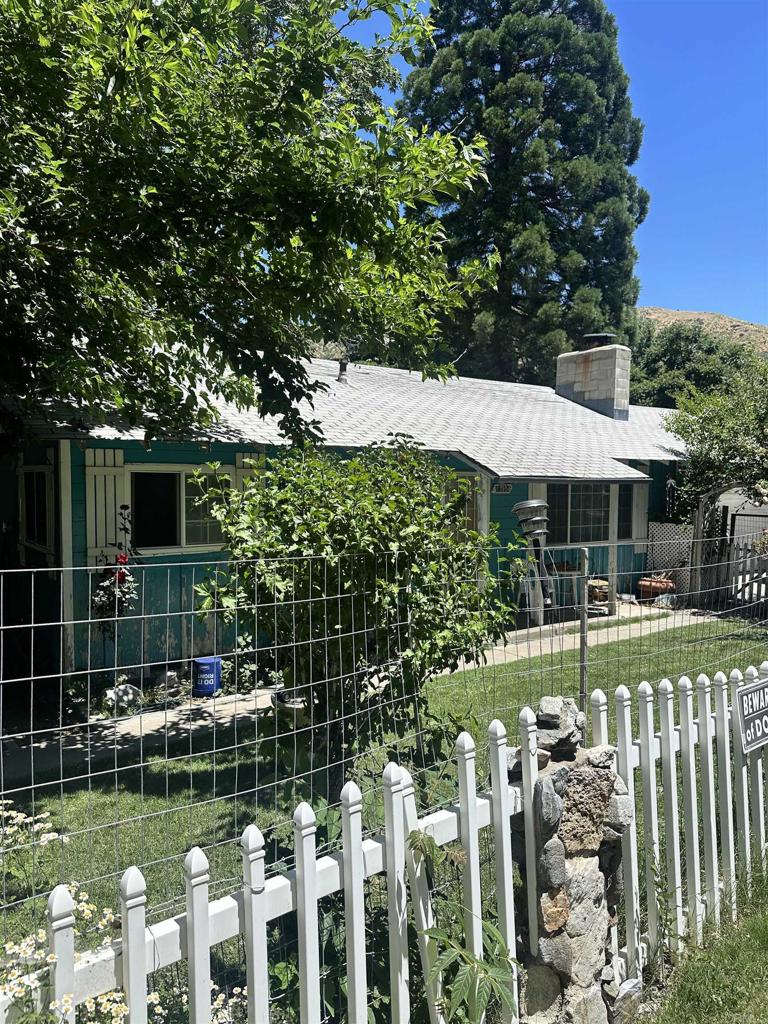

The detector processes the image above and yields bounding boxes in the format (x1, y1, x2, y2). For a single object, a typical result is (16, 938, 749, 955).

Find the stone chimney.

(555, 335, 631, 420)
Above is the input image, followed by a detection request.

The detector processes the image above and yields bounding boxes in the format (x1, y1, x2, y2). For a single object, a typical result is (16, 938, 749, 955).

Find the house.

(0, 338, 683, 680)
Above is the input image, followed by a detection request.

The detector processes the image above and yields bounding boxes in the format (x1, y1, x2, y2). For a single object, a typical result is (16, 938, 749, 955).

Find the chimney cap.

(579, 332, 618, 350)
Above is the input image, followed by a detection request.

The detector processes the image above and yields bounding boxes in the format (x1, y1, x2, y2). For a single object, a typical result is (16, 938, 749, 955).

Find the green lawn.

(3, 617, 766, 945)
(427, 616, 768, 743)
(645, 873, 768, 1024)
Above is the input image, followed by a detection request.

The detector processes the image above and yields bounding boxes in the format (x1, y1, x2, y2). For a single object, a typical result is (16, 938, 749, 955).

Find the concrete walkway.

(2, 602, 716, 789)
(482, 603, 717, 665)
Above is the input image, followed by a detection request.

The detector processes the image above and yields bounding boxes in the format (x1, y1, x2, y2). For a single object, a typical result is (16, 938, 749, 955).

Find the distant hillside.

(637, 306, 768, 351)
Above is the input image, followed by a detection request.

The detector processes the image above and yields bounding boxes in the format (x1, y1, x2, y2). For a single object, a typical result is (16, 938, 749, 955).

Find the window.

(617, 483, 634, 540)
(547, 483, 569, 545)
(446, 474, 480, 531)
(570, 483, 610, 543)
(545, 482, 612, 545)
(184, 474, 225, 546)
(131, 473, 180, 548)
(129, 468, 231, 550)
(20, 468, 53, 552)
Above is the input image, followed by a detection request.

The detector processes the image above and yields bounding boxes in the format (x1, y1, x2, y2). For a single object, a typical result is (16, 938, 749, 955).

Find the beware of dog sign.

(736, 674, 768, 753)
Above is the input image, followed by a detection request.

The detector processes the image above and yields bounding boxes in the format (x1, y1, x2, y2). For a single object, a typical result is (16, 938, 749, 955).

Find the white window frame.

(18, 461, 55, 557)
(125, 464, 235, 555)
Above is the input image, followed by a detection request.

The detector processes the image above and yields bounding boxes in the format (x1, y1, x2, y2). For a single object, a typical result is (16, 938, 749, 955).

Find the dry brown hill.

(637, 306, 768, 351)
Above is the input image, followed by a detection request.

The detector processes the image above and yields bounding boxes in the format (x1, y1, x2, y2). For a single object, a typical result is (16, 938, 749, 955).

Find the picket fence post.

(120, 867, 148, 1024)
(47, 885, 76, 1024)
(383, 763, 410, 1024)
(615, 685, 641, 979)
(294, 803, 321, 1024)
(730, 668, 752, 887)
(696, 675, 720, 927)
(183, 847, 211, 1024)
(678, 677, 703, 945)
(241, 824, 270, 1024)
(401, 768, 444, 1024)
(713, 671, 737, 920)
(488, 720, 519, 1024)
(746, 666, 767, 868)
(658, 679, 684, 948)
(590, 689, 609, 746)
(637, 681, 660, 954)
(519, 706, 539, 955)
(340, 782, 368, 1024)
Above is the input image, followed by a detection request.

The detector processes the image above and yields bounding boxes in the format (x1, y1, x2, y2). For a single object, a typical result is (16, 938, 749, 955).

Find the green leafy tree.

(400, 0, 648, 384)
(0, 0, 492, 440)
(628, 318, 759, 408)
(666, 360, 768, 517)
(196, 439, 519, 793)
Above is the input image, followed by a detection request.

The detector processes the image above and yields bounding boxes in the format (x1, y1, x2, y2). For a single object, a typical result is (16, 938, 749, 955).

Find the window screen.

(23, 471, 49, 548)
(185, 475, 226, 546)
(131, 473, 180, 548)
(618, 483, 634, 540)
(570, 483, 610, 543)
(546, 484, 569, 545)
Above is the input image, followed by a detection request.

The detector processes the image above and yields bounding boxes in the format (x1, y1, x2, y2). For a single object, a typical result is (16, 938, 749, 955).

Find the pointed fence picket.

(4, 661, 768, 1024)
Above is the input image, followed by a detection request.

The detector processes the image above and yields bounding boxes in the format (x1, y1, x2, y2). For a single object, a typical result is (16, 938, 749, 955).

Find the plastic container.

(192, 656, 223, 697)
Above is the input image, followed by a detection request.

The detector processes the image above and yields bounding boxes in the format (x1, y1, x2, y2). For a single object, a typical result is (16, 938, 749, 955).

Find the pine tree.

(400, 0, 649, 384)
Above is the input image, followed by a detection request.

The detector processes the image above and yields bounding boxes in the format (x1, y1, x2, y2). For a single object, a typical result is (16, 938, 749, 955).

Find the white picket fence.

(3, 661, 768, 1024)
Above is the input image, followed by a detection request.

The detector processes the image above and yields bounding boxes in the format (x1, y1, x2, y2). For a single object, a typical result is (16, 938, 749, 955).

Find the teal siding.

(490, 484, 529, 548)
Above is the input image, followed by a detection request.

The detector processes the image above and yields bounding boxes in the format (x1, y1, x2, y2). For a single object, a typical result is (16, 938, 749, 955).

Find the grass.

(645, 873, 768, 1024)
(426, 616, 768, 742)
(2, 616, 767, 945)
(562, 610, 671, 635)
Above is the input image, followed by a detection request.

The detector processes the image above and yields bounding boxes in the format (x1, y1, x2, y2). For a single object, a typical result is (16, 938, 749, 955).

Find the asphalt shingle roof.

(89, 358, 683, 482)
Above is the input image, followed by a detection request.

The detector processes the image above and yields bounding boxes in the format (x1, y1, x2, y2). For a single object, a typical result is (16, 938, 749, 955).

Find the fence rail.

(3, 659, 768, 1023)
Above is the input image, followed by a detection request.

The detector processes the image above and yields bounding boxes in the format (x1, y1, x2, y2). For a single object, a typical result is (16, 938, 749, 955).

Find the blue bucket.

(192, 656, 222, 697)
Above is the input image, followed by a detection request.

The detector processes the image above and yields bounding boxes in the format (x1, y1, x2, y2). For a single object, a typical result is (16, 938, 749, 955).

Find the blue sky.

(606, 0, 768, 323)
(358, 0, 768, 324)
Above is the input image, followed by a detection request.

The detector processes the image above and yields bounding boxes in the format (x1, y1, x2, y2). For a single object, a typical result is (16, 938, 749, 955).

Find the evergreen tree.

(400, 0, 649, 384)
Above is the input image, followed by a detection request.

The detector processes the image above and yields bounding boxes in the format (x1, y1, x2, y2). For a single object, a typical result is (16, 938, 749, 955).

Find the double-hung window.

(129, 469, 229, 551)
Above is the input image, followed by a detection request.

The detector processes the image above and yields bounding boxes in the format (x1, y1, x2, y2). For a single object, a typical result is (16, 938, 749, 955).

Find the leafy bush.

(196, 438, 520, 792)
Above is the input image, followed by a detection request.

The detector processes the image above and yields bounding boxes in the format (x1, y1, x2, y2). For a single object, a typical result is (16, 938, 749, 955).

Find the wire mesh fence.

(1, 529, 767, 953)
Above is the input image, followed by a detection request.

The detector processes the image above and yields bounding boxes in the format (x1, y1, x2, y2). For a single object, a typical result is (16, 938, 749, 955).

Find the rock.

(584, 745, 616, 770)
(563, 983, 609, 1024)
(564, 858, 604, 938)
(535, 697, 585, 759)
(605, 792, 634, 832)
(540, 887, 569, 934)
(538, 695, 565, 726)
(559, 765, 616, 855)
(507, 745, 551, 781)
(549, 763, 572, 797)
(613, 978, 643, 1024)
(538, 836, 567, 889)
(613, 774, 628, 796)
(153, 669, 183, 698)
(534, 776, 563, 844)
(510, 810, 525, 833)
(524, 964, 563, 1024)
(569, 902, 610, 987)
(539, 930, 573, 978)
